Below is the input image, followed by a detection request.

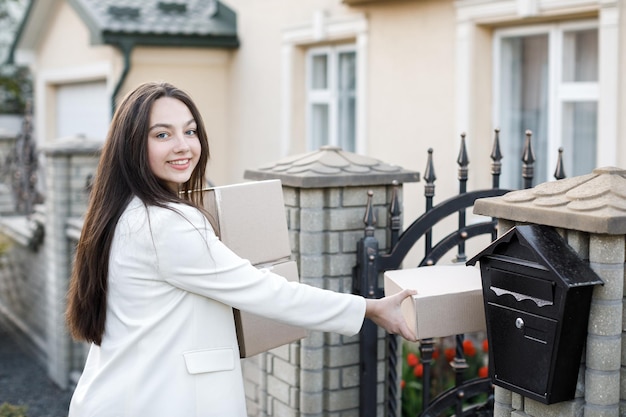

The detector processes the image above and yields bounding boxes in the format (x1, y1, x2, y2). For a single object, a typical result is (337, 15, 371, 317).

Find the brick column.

(42, 138, 100, 388)
(585, 233, 622, 417)
(493, 218, 515, 417)
(474, 166, 626, 417)
(244, 146, 419, 417)
(0, 133, 17, 213)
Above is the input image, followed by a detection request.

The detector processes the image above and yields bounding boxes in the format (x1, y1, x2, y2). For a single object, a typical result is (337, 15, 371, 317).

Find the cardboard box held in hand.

(384, 265, 486, 340)
(200, 180, 307, 357)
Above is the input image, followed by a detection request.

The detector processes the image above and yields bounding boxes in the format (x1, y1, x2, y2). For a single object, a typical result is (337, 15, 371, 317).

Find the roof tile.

(75, 0, 235, 38)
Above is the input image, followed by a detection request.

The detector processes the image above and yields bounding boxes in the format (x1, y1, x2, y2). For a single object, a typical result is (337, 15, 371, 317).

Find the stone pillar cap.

(474, 166, 626, 234)
(41, 136, 102, 156)
(244, 146, 420, 188)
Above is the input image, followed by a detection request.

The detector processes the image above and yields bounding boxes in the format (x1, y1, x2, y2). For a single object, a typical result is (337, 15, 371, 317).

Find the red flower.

(478, 366, 489, 378)
(482, 339, 489, 352)
(444, 347, 455, 363)
(463, 339, 476, 357)
(432, 347, 440, 360)
(400, 379, 406, 389)
(413, 364, 424, 378)
(406, 352, 419, 368)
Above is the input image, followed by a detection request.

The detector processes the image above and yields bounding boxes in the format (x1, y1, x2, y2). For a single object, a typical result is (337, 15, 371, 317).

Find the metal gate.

(353, 130, 566, 417)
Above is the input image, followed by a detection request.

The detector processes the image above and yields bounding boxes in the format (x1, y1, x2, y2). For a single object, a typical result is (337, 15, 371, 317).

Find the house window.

(306, 45, 357, 152)
(494, 21, 598, 189)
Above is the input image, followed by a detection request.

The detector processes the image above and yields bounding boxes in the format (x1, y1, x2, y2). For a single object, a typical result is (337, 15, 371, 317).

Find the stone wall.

(0, 211, 46, 360)
(243, 146, 419, 416)
(0, 143, 420, 417)
(0, 134, 17, 213)
(0, 137, 100, 388)
(43, 139, 100, 388)
(240, 185, 392, 417)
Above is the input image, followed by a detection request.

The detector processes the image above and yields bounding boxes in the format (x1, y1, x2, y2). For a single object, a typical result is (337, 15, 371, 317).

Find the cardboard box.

(233, 261, 306, 357)
(200, 180, 308, 357)
(384, 265, 486, 339)
(202, 180, 291, 266)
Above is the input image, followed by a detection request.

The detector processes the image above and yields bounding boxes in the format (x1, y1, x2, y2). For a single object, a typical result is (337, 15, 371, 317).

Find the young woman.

(66, 81, 416, 417)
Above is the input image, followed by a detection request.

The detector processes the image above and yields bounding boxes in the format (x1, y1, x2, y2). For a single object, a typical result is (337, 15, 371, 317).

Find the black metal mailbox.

(467, 224, 603, 404)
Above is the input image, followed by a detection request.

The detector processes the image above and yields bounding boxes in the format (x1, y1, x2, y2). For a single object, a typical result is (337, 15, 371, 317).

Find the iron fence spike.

(554, 147, 566, 180)
(457, 132, 469, 168)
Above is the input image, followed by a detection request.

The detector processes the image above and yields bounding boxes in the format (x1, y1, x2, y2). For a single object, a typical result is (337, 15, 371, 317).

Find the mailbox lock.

(515, 317, 524, 330)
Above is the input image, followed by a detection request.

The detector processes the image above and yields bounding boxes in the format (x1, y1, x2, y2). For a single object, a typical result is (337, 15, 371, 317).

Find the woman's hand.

(365, 289, 417, 342)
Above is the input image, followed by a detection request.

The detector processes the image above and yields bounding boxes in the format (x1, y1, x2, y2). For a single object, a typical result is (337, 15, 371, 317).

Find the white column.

(45, 150, 71, 389)
(280, 43, 294, 157)
(356, 31, 368, 155)
(455, 20, 474, 140)
(597, 2, 619, 167)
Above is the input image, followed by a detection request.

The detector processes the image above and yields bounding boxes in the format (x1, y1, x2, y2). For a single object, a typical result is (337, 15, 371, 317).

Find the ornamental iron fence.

(353, 129, 567, 417)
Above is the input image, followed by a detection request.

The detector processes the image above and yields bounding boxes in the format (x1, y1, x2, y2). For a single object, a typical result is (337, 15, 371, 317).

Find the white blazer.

(68, 197, 366, 417)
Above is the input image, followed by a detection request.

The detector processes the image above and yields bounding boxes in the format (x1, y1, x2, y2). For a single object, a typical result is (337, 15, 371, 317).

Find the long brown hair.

(66, 82, 210, 345)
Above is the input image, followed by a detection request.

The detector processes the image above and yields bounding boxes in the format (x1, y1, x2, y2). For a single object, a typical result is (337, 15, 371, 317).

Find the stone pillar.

(42, 138, 100, 388)
(244, 146, 419, 417)
(473, 166, 626, 417)
(0, 133, 18, 213)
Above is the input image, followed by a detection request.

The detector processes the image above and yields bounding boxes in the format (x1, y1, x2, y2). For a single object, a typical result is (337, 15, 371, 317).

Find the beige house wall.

(223, 0, 359, 182)
(197, 0, 460, 194)
(37, 2, 114, 70)
(616, 4, 626, 168)
(28, 3, 235, 185)
(34, 1, 119, 146)
(224, 0, 461, 259)
(366, 0, 460, 228)
(15, 0, 625, 264)
(22, 0, 502, 207)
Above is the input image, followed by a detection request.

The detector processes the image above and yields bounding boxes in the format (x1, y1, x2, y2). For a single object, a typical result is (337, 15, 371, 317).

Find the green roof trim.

(6, 0, 35, 64)
(102, 32, 239, 49)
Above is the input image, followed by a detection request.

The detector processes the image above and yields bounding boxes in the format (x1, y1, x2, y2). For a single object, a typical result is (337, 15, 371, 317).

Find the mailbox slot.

(483, 256, 559, 319)
(468, 224, 603, 404)
(491, 270, 554, 305)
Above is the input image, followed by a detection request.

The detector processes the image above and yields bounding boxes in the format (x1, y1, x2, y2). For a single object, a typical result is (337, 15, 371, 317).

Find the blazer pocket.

(183, 348, 236, 375)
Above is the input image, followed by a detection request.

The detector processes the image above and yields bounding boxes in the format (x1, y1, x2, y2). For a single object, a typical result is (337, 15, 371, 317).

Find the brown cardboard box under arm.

(202, 179, 291, 265)
(200, 180, 308, 357)
(384, 265, 486, 340)
(233, 261, 304, 357)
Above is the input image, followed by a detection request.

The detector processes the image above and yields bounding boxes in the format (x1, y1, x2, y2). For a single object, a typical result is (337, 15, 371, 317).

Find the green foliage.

(0, 64, 31, 114)
(0, 233, 12, 255)
(0, 402, 28, 417)
(0, 0, 31, 114)
(0, 0, 25, 55)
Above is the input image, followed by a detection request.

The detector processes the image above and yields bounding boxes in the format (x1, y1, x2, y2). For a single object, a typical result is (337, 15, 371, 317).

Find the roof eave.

(70, 0, 239, 49)
(7, 0, 45, 64)
(102, 32, 239, 49)
(66, 0, 105, 44)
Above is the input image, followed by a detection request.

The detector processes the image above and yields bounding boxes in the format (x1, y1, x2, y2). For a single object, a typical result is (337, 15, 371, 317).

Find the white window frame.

(492, 19, 599, 185)
(305, 44, 357, 151)
(281, 12, 368, 156)
(36, 62, 114, 147)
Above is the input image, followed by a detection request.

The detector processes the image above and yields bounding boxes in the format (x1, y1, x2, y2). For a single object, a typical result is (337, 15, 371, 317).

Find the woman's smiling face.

(147, 97, 201, 193)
